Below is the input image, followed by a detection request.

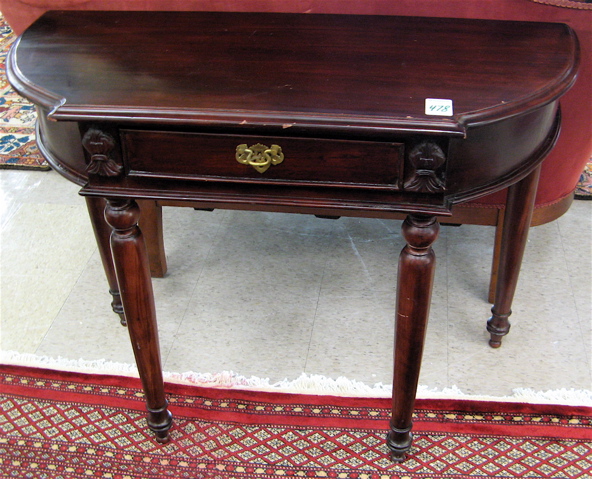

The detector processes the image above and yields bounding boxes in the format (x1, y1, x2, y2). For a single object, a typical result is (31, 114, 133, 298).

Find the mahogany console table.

(7, 11, 579, 461)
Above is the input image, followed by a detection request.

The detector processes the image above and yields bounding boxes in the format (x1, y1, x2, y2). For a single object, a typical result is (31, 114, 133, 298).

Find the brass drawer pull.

(236, 143, 284, 173)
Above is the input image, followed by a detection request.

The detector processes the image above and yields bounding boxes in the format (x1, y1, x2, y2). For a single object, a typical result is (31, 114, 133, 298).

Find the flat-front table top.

(9, 11, 579, 137)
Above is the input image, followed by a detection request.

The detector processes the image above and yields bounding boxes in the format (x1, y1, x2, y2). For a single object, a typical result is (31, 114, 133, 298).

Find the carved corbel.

(403, 141, 446, 193)
(82, 128, 122, 177)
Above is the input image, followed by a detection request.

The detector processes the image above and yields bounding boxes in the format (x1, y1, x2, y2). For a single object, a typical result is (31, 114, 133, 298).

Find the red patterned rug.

(0, 14, 49, 170)
(1, 365, 591, 478)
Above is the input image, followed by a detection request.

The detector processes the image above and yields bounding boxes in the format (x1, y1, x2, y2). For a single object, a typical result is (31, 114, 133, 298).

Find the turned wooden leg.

(137, 200, 167, 278)
(487, 166, 541, 348)
(104, 198, 173, 442)
(488, 208, 505, 304)
(388, 214, 439, 462)
(86, 197, 126, 326)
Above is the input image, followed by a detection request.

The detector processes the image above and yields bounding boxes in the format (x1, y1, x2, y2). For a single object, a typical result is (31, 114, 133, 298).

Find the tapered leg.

(487, 166, 541, 348)
(86, 197, 126, 326)
(137, 200, 167, 278)
(388, 214, 439, 462)
(488, 208, 505, 304)
(104, 198, 173, 442)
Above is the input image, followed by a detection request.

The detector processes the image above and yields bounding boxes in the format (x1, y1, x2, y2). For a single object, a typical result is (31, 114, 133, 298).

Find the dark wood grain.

(388, 214, 439, 461)
(137, 200, 167, 279)
(85, 197, 126, 326)
(8, 12, 579, 217)
(487, 166, 542, 348)
(104, 198, 172, 442)
(9, 11, 578, 135)
(122, 130, 404, 188)
(7, 10, 580, 461)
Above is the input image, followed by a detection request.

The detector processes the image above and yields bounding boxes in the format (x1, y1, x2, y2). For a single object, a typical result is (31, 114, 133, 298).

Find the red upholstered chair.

(2, 0, 590, 347)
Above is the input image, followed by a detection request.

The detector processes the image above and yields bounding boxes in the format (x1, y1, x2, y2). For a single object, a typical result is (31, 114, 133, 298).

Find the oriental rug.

(1, 365, 591, 479)
(575, 159, 592, 199)
(0, 13, 49, 170)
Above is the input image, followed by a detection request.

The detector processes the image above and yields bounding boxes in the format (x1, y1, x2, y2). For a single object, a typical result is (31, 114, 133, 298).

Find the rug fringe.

(2, 350, 590, 405)
(0, 350, 140, 376)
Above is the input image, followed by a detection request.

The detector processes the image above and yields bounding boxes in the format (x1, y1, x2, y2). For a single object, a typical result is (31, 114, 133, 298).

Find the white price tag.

(425, 98, 453, 116)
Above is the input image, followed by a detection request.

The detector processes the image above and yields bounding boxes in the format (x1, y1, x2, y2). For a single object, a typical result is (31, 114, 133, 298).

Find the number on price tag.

(425, 98, 453, 116)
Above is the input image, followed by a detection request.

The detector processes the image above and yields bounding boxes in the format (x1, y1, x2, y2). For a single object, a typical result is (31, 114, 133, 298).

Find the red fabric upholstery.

(1, 0, 589, 209)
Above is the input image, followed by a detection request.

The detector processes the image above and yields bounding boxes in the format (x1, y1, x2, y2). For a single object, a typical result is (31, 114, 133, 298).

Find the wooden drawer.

(122, 130, 404, 189)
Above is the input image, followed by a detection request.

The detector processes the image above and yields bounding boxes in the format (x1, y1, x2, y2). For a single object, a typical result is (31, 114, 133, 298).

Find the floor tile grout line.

(4, 169, 591, 395)
(302, 221, 338, 375)
(0, 199, 98, 355)
(33, 237, 99, 357)
(302, 218, 403, 379)
(160, 209, 231, 371)
(555, 210, 592, 373)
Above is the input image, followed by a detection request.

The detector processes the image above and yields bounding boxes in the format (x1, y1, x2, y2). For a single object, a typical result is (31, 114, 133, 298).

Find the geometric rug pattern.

(0, 13, 49, 170)
(575, 161, 592, 199)
(1, 365, 591, 478)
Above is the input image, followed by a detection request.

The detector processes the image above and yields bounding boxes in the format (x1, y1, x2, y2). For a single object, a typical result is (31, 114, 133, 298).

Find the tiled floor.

(1, 168, 591, 398)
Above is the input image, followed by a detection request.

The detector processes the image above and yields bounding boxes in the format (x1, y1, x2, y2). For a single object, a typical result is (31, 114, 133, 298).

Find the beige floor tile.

(1, 169, 591, 399)
(164, 296, 318, 381)
(556, 201, 592, 368)
(33, 251, 136, 364)
(1, 202, 96, 272)
(1, 200, 96, 352)
(305, 290, 394, 384)
(1, 269, 81, 352)
(0, 169, 82, 228)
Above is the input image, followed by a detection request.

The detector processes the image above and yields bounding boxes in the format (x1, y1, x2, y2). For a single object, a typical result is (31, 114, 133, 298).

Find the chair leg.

(137, 200, 167, 278)
(487, 166, 541, 348)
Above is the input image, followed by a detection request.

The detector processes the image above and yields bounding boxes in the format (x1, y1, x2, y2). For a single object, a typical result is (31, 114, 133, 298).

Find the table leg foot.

(148, 403, 173, 443)
(488, 336, 503, 349)
(487, 310, 511, 348)
(387, 426, 413, 462)
(108, 289, 126, 326)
